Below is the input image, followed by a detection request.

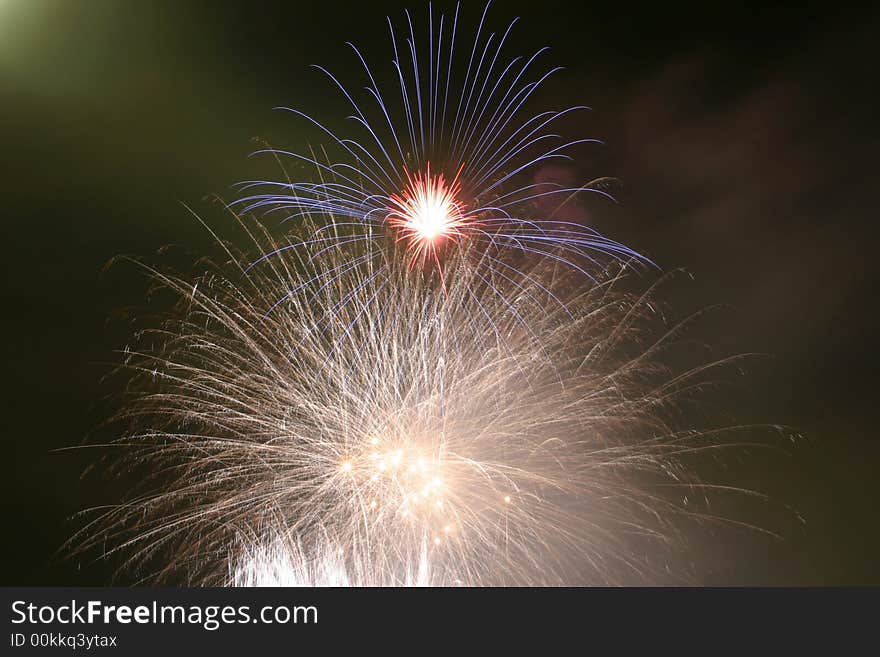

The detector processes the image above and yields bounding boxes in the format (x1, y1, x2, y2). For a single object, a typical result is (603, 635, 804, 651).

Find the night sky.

(2, 0, 878, 585)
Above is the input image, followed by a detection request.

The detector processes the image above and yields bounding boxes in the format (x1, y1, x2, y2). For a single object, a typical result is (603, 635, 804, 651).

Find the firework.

(73, 210, 772, 586)
(69, 2, 787, 588)
(234, 2, 649, 284)
(230, 528, 439, 587)
(385, 164, 470, 271)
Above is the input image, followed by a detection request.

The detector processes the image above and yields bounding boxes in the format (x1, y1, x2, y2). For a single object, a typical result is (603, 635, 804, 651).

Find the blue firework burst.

(235, 1, 651, 292)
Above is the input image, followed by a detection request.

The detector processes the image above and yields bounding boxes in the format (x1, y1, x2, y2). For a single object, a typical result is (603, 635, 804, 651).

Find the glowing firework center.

(340, 436, 455, 544)
(386, 166, 471, 269)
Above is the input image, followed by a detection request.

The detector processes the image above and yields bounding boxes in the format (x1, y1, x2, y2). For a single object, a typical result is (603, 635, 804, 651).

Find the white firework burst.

(72, 208, 776, 586)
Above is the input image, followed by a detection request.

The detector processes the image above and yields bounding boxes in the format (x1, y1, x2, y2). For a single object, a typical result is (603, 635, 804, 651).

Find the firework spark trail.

(233, 1, 650, 288)
(72, 210, 777, 586)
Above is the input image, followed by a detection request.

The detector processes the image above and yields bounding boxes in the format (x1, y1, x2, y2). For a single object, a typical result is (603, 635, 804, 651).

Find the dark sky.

(2, 0, 878, 585)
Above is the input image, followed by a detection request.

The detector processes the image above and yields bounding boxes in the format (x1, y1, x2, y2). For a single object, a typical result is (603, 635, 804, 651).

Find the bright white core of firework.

(386, 166, 469, 267)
